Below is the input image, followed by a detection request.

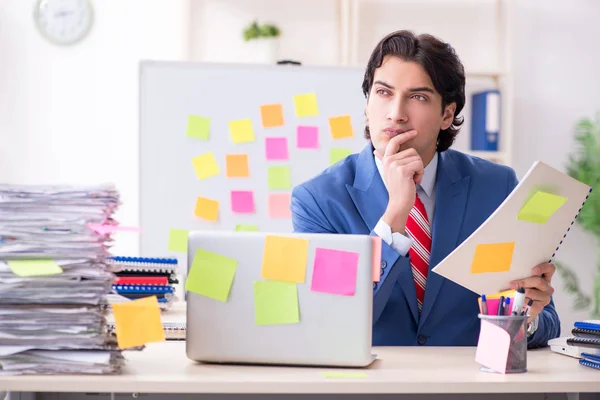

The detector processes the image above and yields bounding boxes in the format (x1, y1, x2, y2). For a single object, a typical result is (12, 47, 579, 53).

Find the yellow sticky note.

(168, 229, 189, 252)
(229, 119, 255, 143)
(330, 148, 352, 165)
(261, 235, 309, 283)
(329, 115, 354, 139)
(192, 152, 220, 180)
(195, 196, 219, 222)
(518, 191, 567, 224)
(226, 154, 250, 178)
(268, 166, 291, 190)
(7, 260, 63, 277)
(260, 104, 284, 128)
(185, 115, 210, 140)
(486, 289, 516, 300)
(112, 296, 165, 349)
(294, 93, 319, 117)
(236, 224, 259, 232)
(471, 242, 515, 274)
(185, 249, 237, 302)
(321, 371, 368, 379)
(253, 280, 300, 325)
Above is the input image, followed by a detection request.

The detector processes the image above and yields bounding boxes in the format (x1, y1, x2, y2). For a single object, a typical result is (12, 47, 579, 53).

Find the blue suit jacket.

(291, 144, 560, 348)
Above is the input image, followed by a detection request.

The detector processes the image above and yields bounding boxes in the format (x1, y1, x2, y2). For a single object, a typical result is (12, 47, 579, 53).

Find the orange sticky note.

(226, 154, 250, 178)
(262, 235, 309, 283)
(192, 152, 220, 180)
(329, 115, 354, 139)
(268, 193, 291, 219)
(112, 296, 165, 349)
(260, 104, 284, 128)
(371, 236, 382, 283)
(195, 196, 219, 222)
(471, 242, 515, 274)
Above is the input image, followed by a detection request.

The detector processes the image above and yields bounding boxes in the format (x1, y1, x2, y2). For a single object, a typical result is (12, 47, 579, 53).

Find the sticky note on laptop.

(261, 235, 309, 283)
(253, 280, 299, 325)
(112, 296, 165, 349)
(185, 249, 237, 302)
(311, 248, 359, 296)
(517, 191, 567, 224)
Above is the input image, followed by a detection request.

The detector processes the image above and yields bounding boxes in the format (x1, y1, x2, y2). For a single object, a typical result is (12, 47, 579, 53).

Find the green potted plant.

(242, 20, 281, 64)
(555, 111, 600, 318)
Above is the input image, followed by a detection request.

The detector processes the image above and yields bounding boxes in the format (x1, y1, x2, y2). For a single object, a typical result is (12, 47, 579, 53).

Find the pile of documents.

(0, 184, 125, 374)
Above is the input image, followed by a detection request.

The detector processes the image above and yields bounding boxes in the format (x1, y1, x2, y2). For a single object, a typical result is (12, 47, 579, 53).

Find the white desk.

(1, 342, 599, 399)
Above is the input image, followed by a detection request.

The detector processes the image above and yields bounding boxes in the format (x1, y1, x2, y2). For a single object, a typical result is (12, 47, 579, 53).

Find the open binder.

(432, 161, 592, 296)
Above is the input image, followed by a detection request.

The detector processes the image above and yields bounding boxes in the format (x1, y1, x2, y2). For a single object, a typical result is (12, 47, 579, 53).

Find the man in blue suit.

(291, 30, 559, 348)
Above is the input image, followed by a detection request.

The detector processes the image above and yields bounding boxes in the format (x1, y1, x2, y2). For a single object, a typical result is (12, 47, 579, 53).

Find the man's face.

(366, 56, 455, 163)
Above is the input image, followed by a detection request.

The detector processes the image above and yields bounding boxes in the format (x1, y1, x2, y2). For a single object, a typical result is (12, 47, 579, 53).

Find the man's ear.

(441, 102, 456, 130)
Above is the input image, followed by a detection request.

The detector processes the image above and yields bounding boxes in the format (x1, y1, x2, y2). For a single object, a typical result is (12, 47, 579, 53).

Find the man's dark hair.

(362, 30, 466, 152)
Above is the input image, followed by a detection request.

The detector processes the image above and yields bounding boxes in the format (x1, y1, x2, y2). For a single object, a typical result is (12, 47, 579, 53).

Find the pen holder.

(476, 314, 528, 374)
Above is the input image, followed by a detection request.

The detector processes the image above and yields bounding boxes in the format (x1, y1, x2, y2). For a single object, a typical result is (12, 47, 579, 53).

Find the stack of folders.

(0, 184, 126, 375)
(567, 320, 600, 371)
(109, 257, 179, 310)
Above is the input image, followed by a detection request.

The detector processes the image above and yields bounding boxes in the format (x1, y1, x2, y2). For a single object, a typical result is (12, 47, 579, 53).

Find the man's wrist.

(382, 207, 408, 234)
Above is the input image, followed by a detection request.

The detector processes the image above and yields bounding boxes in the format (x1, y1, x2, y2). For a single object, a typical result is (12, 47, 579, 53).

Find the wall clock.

(34, 0, 94, 46)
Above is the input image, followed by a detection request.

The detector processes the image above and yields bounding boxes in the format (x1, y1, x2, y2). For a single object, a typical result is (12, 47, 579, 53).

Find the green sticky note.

(330, 148, 352, 165)
(168, 229, 189, 252)
(517, 191, 568, 224)
(185, 249, 237, 302)
(321, 371, 368, 379)
(268, 166, 291, 190)
(235, 224, 259, 232)
(186, 115, 210, 140)
(7, 260, 63, 277)
(253, 281, 299, 325)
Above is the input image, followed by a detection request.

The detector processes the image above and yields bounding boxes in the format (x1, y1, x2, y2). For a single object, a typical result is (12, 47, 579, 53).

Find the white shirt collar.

(374, 152, 438, 198)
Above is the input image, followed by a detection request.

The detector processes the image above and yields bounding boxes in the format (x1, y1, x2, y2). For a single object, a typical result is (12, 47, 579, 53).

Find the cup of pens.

(476, 288, 531, 374)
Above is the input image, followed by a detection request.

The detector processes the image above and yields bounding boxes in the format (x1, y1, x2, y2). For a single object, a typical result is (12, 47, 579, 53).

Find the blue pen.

(504, 297, 511, 316)
(481, 294, 488, 315)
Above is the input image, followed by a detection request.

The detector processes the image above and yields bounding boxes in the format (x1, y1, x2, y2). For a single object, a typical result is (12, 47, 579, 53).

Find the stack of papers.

(0, 184, 125, 374)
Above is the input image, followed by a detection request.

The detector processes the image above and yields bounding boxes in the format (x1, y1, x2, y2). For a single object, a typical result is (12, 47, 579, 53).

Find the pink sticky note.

(265, 137, 289, 160)
(231, 191, 255, 213)
(297, 126, 319, 149)
(475, 320, 511, 374)
(311, 248, 359, 296)
(371, 236, 382, 283)
(87, 224, 142, 235)
(268, 193, 291, 218)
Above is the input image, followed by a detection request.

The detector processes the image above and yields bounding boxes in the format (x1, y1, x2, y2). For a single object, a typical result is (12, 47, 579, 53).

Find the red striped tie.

(405, 194, 432, 313)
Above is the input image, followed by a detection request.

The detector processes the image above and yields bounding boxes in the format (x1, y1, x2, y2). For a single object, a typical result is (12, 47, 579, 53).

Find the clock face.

(34, 0, 93, 46)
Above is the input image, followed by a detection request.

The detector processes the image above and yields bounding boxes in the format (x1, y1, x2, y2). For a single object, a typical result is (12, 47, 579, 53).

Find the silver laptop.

(185, 230, 376, 367)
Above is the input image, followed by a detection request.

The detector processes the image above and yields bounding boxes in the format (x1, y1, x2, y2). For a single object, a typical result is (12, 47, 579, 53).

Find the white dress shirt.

(373, 152, 438, 256)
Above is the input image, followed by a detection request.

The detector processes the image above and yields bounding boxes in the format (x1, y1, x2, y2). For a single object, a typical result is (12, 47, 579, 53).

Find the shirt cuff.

(374, 218, 412, 257)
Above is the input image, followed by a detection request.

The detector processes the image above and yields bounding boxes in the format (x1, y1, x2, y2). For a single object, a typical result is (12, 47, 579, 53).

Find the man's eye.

(413, 95, 427, 101)
(376, 89, 389, 96)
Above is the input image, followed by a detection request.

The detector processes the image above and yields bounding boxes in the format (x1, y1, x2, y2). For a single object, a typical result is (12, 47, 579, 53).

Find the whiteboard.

(139, 61, 370, 272)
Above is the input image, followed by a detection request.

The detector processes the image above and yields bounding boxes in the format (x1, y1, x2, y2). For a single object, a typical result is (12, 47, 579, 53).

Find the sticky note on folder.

(7, 260, 63, 277)
(261, 235, 309, 283)
(518, 191, 567, 224)
(471, 242, 515, 274)
(185, 249, 237, 302)
(112, 296, 165, 349)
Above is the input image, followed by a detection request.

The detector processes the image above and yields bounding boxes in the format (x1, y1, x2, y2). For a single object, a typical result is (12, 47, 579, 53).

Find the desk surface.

(1, 342, 599, 394)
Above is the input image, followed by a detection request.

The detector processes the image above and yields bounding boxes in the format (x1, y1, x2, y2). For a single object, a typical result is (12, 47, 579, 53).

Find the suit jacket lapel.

(419, 150, 470, 327)
(346, 144, 420, 324)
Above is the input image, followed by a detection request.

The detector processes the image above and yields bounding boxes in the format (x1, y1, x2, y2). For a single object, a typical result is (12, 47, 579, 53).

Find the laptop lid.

(185, 230, 375, 367)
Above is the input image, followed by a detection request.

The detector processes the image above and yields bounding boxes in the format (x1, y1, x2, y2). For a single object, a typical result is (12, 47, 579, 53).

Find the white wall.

(0, 0, 190, 256)
(511, 0, 600, 330)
